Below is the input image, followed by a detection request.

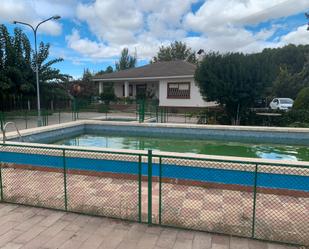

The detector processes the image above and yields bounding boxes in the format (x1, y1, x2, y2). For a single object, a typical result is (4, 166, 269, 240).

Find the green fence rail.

(0, 142, 308, 246)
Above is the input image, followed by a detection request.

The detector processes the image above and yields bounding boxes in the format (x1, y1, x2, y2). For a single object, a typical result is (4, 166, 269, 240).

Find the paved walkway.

(0, 203, 299, 249)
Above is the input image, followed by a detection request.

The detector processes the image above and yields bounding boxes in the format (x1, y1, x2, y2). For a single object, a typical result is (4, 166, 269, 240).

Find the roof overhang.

(92, 75, 194, 82)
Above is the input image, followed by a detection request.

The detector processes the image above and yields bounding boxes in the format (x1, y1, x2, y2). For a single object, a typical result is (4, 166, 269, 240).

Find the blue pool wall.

(0, 151, 308, 192)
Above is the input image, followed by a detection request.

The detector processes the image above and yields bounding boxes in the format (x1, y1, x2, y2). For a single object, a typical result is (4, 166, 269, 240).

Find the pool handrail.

(1, 122, 23, 144)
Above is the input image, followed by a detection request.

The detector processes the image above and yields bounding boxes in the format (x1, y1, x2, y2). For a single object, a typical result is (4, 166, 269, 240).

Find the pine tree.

(115, 48, 136, 71)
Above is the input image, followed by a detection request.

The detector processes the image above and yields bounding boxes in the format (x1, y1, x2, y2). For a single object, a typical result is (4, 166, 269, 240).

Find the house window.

(167, 82, 190, 99)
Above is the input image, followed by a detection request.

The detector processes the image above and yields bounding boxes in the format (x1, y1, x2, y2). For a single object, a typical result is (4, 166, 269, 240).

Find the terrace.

(0, 203, 299, 249)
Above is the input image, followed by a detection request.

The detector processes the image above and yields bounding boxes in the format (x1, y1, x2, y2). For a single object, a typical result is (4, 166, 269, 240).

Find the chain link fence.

(0, 143, 308, 246)
(152, 155, 309, 246)
(0, 143, 144, 222)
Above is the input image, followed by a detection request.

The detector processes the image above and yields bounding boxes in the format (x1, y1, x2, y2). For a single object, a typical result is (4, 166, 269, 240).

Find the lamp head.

(52, 15, 61, 20)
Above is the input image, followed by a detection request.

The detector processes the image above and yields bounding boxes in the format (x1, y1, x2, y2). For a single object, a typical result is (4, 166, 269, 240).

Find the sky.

(1, 0, 309, 79)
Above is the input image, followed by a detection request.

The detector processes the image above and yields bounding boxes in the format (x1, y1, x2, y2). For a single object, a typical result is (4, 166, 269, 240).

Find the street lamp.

(13, 15, 61, 126)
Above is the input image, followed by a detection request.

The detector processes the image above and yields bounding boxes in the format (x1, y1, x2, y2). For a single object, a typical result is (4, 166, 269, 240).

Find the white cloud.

(68, 0, 198, 60)
(65, 28, 167, 61)
(66, 0, 309, 62)
(180, 0, 309, 53)
(76, 0, 143, 44)
(184, 0, 309, 33)
(280, 25, 309, 45)
(241, 0, 309, 25)
(66, 29, 120, 58)
(0, 0, 76, 36)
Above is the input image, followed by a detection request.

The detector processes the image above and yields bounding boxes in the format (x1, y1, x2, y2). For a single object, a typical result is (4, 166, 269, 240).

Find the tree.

(272, 67, 296, 98)
(293, 87, 309, 110)
(100, 88, 116, 105)
(115, 48, 136, 71)
(272, 58, 309, 99)
(82, 68, 92, 82)
(96, 66, 115, 104)
(195, 52, 265, 124)
(0, 24, 69, 110)
(35, 42, 69, 83)
(152, 41, 197, 63)
(96, 65, 113, 75)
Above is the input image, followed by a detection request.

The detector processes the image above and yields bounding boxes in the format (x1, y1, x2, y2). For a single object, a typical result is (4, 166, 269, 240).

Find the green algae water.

(54, 133, 309, 161)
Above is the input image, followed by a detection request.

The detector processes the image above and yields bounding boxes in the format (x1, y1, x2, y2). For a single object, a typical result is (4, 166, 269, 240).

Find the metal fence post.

(63, 149, 68, 211)
(24, 111, 28, 129)
(138, 155, 142, 223)
(0, 112, 4, 131)
(156, 106, 158, 122)
(251, 163, 258, 238)
(159, 157, 162, 225)
(0, 163, 3, 202)
(148, 150, 152, 225)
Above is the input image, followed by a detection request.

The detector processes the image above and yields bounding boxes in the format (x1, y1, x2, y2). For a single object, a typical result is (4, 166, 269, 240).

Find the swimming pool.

(53, 133, 309, 161)
(1, 121, 309, 245)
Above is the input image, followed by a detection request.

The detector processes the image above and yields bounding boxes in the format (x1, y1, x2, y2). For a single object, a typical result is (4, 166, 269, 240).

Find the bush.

(288, 122, 309, 128)
(293, 87, 309, 110)
(100, 89, 116, 105)
(281, 109, 309, 125)
(98, 104, 109, 113)
(197, 108, 230, 125)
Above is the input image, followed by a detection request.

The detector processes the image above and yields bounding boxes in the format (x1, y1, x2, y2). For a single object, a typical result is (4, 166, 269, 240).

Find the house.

(92, 60, 216, 108)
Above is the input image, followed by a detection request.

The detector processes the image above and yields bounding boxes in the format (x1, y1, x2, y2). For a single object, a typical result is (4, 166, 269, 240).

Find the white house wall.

(158, 78, 214, 107)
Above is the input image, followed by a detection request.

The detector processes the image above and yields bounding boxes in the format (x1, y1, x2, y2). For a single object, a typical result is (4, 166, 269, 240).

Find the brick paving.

(0, 203, 301, 249)
(1, 167, 308, 246)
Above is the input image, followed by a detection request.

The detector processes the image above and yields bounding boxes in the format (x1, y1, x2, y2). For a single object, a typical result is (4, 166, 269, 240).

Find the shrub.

(100, 89, 116, 105)
(293, 87, 309, 110)
(281, 109, 309, 125)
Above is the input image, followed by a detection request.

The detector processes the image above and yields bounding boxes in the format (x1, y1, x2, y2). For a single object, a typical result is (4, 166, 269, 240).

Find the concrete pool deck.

(0, 203, 300, 249)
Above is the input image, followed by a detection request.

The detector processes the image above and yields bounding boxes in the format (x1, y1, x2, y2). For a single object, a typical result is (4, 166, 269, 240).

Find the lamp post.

(13, 15, 61, 126)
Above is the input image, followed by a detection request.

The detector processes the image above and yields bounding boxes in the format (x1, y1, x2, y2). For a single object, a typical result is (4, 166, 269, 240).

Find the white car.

(269, 98, 294, 110)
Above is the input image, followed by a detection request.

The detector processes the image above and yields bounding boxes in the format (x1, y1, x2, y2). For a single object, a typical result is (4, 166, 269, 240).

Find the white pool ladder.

(1, 122, 23, 144)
